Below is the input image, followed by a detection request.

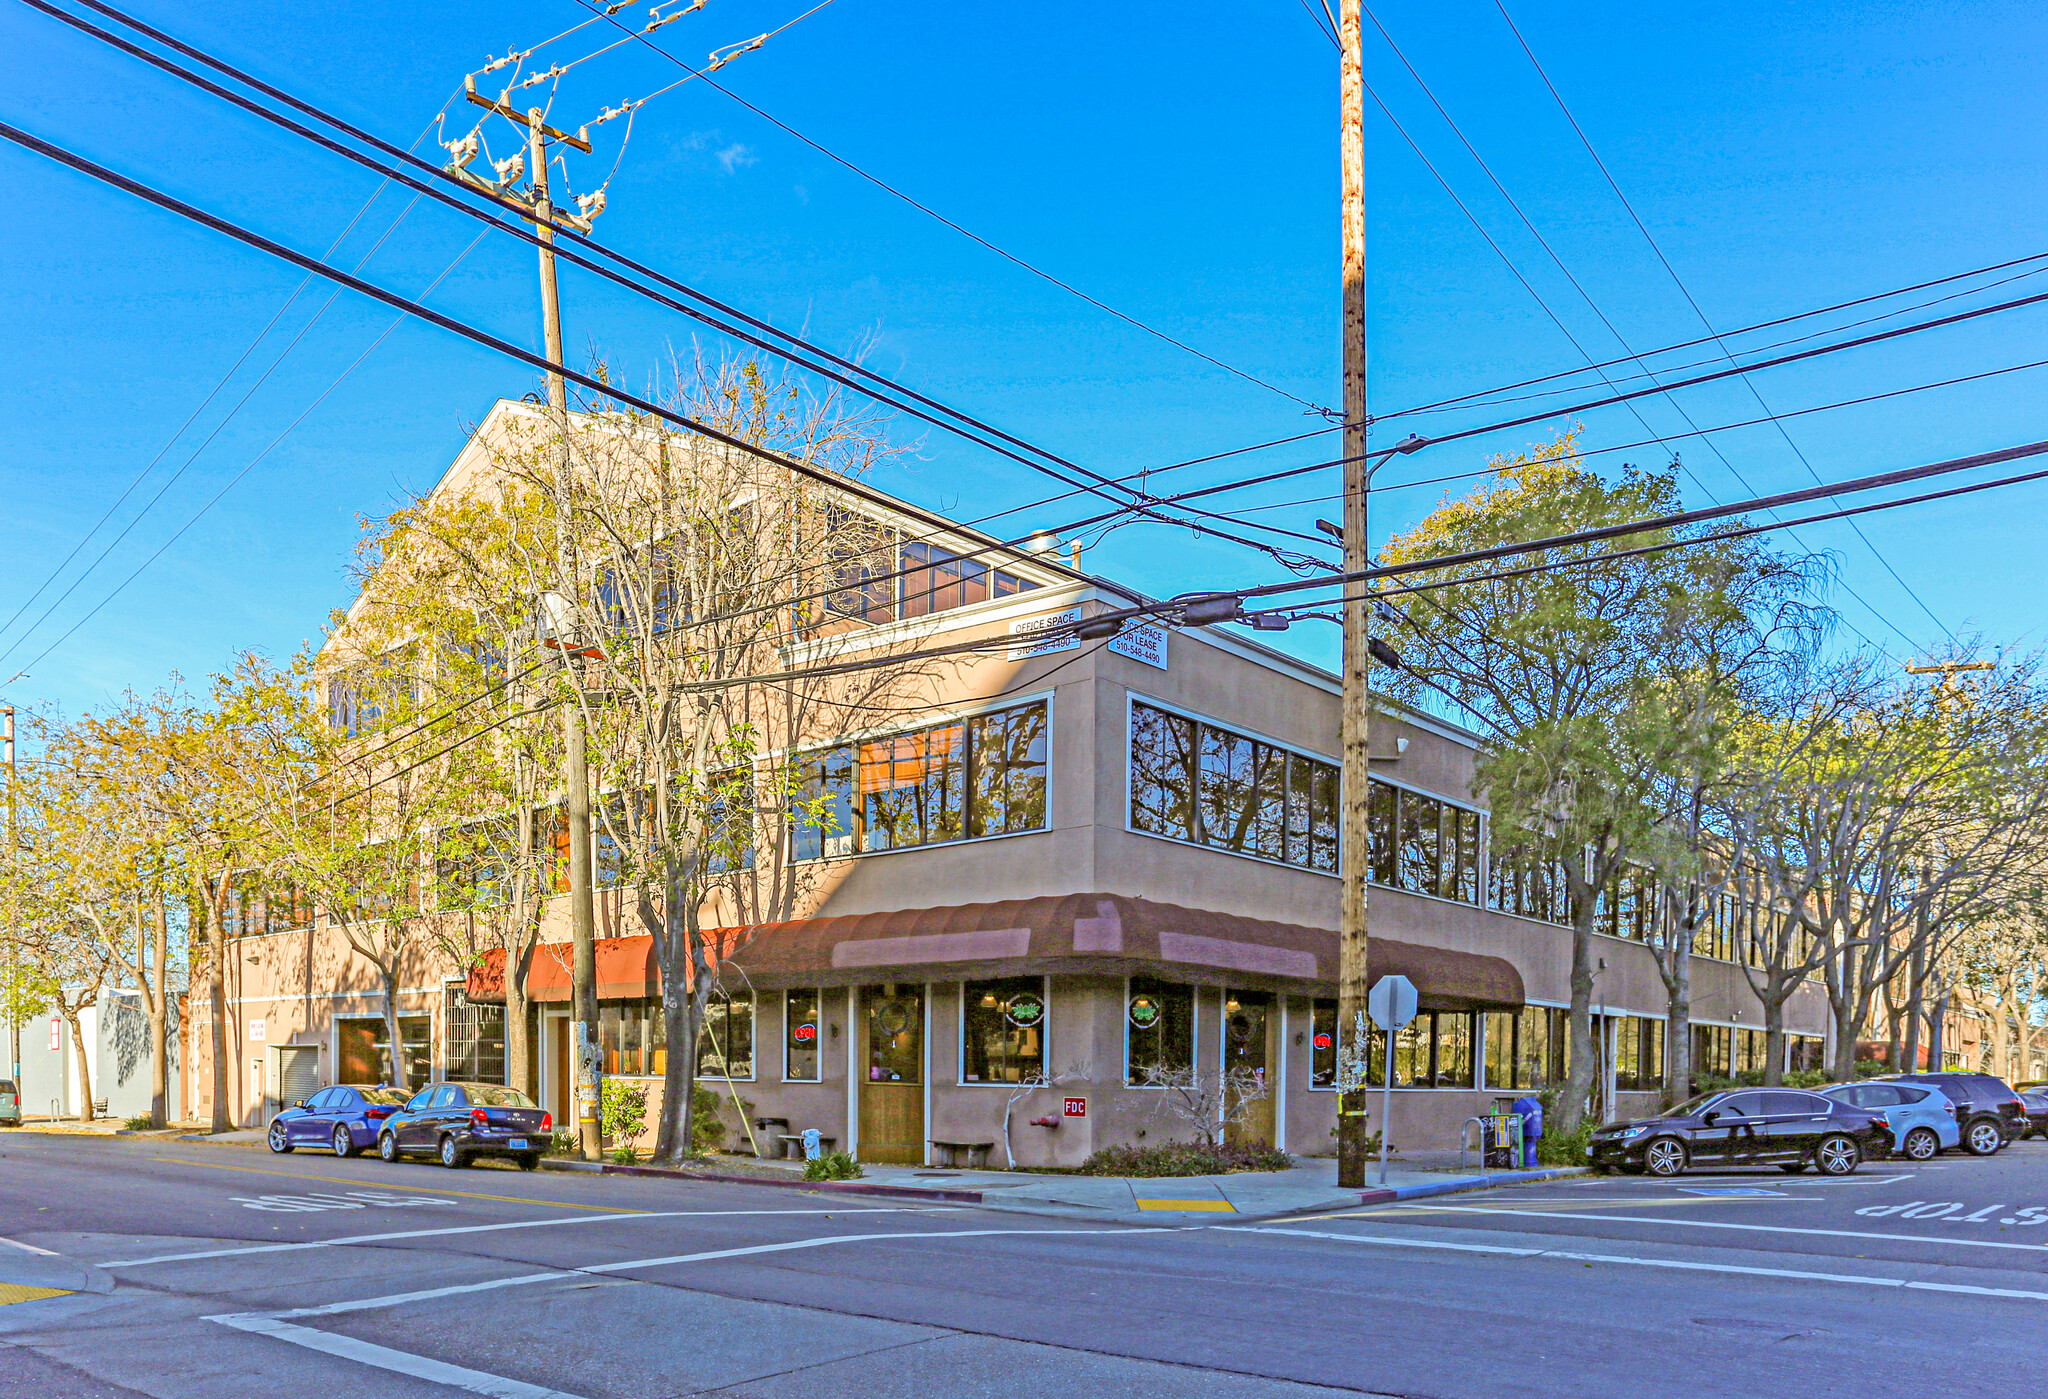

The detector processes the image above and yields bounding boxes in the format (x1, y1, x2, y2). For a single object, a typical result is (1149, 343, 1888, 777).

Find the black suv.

(1883, 1073, 2025, 1156)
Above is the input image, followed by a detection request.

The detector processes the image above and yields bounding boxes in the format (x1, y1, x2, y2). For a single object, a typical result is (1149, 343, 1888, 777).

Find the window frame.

(697, 986, 757, 1082)
(1122, 975, 1198, 1088)
(783, 987, 823, 1083)
(788, 694, 1055, 864)
(957, 975, 1050, 1088)
(1124, 693, 1349, 880)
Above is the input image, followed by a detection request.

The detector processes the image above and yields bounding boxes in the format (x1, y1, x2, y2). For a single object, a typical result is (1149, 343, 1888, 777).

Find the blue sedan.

(1822, 1080, 1958, 1160)
(267, 1084, 410, 1157)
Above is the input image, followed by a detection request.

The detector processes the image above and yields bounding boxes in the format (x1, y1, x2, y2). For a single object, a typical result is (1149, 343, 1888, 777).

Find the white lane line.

(208, 1313, 583, 1398)
(0, 1235, 59, 1256)
(1228, 1227, 2048, 1302)
(98, 1208, 927, 1268)
(1383, 1204, 2048, 1254)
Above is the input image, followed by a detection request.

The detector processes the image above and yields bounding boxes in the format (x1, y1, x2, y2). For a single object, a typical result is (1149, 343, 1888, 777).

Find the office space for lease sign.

(1007, 609, 1168, 669)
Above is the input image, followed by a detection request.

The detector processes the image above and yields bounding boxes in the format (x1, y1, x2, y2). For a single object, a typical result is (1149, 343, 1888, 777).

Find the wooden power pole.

(1335, 0, 1373, 1189)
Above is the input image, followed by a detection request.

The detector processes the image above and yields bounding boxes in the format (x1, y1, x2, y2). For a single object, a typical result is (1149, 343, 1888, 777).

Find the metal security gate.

(269, 1044, 320, 1121)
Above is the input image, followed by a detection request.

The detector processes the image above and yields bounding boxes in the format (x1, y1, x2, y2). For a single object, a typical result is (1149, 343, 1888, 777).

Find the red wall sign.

(1063, 1097, 1087, 1118)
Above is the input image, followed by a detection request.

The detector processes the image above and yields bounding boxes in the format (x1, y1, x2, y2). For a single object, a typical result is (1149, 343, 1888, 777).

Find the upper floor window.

(790, 700, 1049, 861)
(324, 647, 420, 736)
(1129, 702, 1338, 872)
(823, 510, 1041, 627)
(1371, 781, 1481, 903)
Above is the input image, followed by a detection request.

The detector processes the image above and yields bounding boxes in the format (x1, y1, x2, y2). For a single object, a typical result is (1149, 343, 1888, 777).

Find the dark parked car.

(377, 1081, 551, 1170)
(2017, 1088, 2048, 1140)
(1588, 1088, 1890, 1178)
(1880, 1073, 2025, 1155)
(266, 1084, 410, 1156)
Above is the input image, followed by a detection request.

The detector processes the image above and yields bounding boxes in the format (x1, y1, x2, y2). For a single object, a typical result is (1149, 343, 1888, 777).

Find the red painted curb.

(594, 1162, 984, 1204)
(1354, 1188, 1397, 1205)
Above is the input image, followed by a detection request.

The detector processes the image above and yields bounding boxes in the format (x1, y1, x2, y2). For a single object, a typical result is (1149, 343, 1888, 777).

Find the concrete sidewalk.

(551, 1152, 1585, 1224)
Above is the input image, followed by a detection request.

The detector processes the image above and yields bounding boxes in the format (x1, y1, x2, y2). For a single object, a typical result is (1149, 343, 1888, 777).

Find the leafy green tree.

(1381, 438, 1816, 1129)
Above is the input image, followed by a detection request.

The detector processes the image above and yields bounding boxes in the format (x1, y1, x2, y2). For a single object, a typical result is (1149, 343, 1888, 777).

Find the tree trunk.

(62, 1001, 94, 1121)
(1558, 874, 1599, 1133)
(1761, 997, 1785, 1086)
(505, 978, 531, 1099)
(382, 962, 409, 1092)
(1902, 938, 1926, 1072)
(148, 882, 170, 1127)
(207, 923, 229, 1134)
(1664, 938, 1692, 1109)
(654, 868, 694, 1163)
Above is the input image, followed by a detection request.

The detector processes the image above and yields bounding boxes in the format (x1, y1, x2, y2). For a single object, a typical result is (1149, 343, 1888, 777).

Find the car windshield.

(1670, 1091, 1727, 1117)
(358, 1087, 411, 1106)
(462, 1085, 536, 1108)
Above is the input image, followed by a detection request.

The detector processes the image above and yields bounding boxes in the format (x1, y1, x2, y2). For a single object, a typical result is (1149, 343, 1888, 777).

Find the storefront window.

(444, 987, 505, 1083)
(784, 989, 821, 1082)
(1488, 1005, 1567, 1090)
(700, 990, 755, 1080)
(1310, 998, 1340, 1088)
(598, 1001, 663, 1077)
(1611, 1016, 1665, 1092)
(1125, 976, 1194, 1086)
(962, 977, 1047, 1084)
(337, 1015, 431, 1089)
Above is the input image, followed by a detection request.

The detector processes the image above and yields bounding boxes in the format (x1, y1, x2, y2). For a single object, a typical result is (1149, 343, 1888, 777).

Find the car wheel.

(517, 1152, 540, 1172)
(1643, 1137, 1688, 1177)
(266, 1120, 292, 1154)
(1815, 1134, 1861, 1176)
(439, 1134, 470, 1169)
(1903, 1126, 1941, 1161)
(1779, 1163, 1808, 1174)
(378, 1131, 400, 1163)
(332, 1124, 356, 1158)
(1965, 1118, 2004, 1157)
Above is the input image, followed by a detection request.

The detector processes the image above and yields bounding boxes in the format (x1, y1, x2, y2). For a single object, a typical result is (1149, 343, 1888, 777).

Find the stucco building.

(189, 399, 1833, 1162)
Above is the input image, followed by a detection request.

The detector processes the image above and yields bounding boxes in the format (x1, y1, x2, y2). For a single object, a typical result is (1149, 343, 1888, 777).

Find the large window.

(1487, 848, 1573, 925)
(597, 991, 753, 1078)
(1361, 1012, 1477, 1089)
(823, 514, 1041, 626)
(792, 701, 1048, 860)
(784, 990, 821, 1082)
(1125, 976, 1194, 1086)
(962, 977, 1047, 1084)
(444, 987, 505, 1084)
(1611, 1016, 1665, 1093)
(1483, 1005, 1569, 1090)
(1310, 999, 1342, 1088)
(700, 990, 755, 1080)
(1384, 784, 1481, 903)
(1130, 703, 1338, 873)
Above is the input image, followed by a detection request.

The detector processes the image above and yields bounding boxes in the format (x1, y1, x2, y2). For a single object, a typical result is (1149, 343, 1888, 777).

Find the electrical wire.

(33, 0, 1326, 574)
(1488, 0, 1955, 646)
(8, 225, 495, 681)
(562, 0, 1336, 418)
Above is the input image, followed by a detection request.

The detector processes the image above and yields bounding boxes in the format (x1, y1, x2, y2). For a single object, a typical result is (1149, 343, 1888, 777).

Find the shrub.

(803, 1149, 863, 1181)
(1785, 1069, 1836, 1089)
(608, 1144, 639, 1164)
(1537, 1119, 1595, 1166)
(600, 1079, 648, 1155)
(546, 1130, 580, 1157)
(123, 1115, 153, 1132)
(691, 1084, 727, 1153)
(1855, 1058, 1892, 1079)
(1076, 1140, 1294, 1177)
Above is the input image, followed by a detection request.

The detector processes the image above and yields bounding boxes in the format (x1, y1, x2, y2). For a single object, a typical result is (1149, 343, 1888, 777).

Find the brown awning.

(464, 893, 1523, 1011)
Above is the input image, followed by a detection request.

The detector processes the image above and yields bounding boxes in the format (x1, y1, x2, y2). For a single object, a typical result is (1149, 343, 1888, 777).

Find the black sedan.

(2019, 1088, 2048, 1140)
(376, 1081, 551, 1169)
(1588, 1087, 1890, 1178)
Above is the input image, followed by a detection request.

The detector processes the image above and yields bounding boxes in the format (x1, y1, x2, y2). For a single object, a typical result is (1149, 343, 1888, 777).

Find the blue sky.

(3, 0, 2046, 723)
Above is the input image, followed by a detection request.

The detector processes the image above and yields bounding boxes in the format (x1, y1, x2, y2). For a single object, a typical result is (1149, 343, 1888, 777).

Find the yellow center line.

(145, 1157, 645, 1214)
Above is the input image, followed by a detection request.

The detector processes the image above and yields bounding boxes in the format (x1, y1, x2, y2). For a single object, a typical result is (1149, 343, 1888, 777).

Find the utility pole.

(459, 85, 604, 1161)
(1335, 0, 1372, 1190)
(3, 705, 18, 1094)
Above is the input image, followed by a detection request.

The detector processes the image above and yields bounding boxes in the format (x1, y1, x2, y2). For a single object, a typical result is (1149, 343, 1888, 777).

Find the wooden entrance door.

(1222, 989, 1275, 1148)
(859, 984, 925, 1163)
(548, 1015, 570, 1128)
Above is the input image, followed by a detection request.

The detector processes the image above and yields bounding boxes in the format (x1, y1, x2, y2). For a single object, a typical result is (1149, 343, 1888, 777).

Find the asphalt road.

(4, 1130, 2048, 1398)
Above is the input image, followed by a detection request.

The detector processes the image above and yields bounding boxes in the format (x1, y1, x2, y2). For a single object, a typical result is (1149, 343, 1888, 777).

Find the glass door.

(859, 984, 925, 1163)
(1222, 989, 1275, 1148)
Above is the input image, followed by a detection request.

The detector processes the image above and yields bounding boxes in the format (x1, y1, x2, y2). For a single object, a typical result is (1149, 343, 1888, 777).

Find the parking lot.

(3, 1130, 2047, 1397)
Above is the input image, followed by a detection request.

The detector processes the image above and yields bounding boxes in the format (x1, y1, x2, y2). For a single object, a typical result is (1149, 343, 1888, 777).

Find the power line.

(1360, 3, 1918, 653)
(560, 0, 1336, 417)
(1488, 0, 1955, 647)
(35, 0, 1324, 575)
(8, 226, 494, 681)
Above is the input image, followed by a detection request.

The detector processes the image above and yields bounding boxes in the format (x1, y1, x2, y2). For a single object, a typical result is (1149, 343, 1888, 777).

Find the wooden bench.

(776, 1133, 837, 1160)
(929, 1139, 995, 1169)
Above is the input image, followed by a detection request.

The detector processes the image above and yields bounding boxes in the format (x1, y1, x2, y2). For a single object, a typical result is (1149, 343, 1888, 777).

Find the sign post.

(1368, 974, 1418, 1187)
